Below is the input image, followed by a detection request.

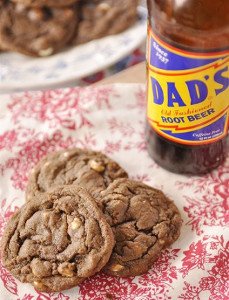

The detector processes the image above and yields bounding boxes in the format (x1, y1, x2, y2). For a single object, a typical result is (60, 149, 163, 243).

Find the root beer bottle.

(146, 0, 229, 174)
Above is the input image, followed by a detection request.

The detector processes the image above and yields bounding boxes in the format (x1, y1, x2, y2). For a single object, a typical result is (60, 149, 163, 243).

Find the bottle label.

(147, 25, 229, 145)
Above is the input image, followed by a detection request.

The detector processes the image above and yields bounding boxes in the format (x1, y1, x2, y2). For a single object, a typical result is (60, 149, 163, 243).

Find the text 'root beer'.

(146, 0, 229, 174)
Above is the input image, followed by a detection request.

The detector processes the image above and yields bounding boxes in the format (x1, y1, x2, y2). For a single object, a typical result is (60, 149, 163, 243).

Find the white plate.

(0, 7, 147, 93)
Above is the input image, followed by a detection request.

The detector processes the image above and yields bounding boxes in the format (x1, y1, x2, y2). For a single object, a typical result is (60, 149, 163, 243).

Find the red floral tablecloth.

(0, 84, 228, 300)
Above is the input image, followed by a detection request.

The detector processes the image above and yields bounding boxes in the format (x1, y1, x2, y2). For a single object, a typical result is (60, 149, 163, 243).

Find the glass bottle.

(146, 0, 229, 174)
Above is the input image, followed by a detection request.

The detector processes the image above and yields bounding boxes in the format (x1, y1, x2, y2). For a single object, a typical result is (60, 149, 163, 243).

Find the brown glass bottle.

(146, 0, 229, 174)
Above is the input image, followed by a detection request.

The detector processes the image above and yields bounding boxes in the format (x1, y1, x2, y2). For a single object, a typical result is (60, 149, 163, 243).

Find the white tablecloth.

(0, 84, 228, 299)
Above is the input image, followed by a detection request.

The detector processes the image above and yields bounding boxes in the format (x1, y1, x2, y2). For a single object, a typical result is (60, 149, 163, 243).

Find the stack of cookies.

(1, 148, 182, 292)
(0, 0, 139, 57)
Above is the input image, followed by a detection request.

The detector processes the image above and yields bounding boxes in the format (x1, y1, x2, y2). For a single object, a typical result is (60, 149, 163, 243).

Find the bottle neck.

(147, 0, 229, 51)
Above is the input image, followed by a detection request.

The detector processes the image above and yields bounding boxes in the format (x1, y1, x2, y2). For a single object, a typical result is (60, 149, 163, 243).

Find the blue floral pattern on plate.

(0, 7, 147, 93)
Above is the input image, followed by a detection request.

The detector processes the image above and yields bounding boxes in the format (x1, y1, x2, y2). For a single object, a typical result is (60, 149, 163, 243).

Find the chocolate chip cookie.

(26, 148, 128, 203)
(100, 178, 182, 277)
(11, 0, 79, 7)
(1, 185, 114, 292)
(0, 1, 78, 57)
(73, 0, 139, 45)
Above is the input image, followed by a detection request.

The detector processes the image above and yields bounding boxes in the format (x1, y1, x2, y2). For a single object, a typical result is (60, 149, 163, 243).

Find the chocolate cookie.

(11, 0, 79, 7)
(100, 178, 182, 277)
(0, 1, 78, 57)
(1, 185, 114, 292)
(73, 0, 139, 45)
(26, 148, 128, 203)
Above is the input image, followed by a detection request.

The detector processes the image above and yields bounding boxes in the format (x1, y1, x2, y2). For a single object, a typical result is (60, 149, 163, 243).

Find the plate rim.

(0, 6, 147, 92)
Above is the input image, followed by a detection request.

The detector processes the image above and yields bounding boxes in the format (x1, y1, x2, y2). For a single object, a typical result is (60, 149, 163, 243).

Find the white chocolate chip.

(109, 264, 124, 272)
(63, 151, 70, 158)
(15, 3, 26, 12)
(98, 3, 111, 12)
(59, 268, 74, 277)
(38, 48, 53, 57)
(43, 212, 49, 221)
(28, 9, 44, 22)
(89, 159, 105, 172)
(44, 162, 50, 168)
(33, 281, 44, 289)
(158, 239, 165, 245)
(26, 194, 31, 202)
(58, 263, 75, 277)
(30, 168, 35, 175)
(70, 217, 81, 230)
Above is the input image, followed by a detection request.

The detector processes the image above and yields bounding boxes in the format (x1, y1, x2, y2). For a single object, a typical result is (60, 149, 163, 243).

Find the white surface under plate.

(0, 7, 147, 93)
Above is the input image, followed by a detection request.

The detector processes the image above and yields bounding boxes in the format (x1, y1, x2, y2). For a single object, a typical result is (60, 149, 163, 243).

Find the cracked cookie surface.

(100, 178, 182, 277)
(73, 0, 139, 45)
(1, 185, 114, 292)
(26, 148, 128, 203)
(0, 1, 78, 57)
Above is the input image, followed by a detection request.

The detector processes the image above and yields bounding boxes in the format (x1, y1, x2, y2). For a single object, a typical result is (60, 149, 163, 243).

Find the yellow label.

(147, 26, 229, 145)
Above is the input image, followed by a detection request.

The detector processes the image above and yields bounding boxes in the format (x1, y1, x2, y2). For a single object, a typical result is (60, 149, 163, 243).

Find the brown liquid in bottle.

(146, 0, 229, 174)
